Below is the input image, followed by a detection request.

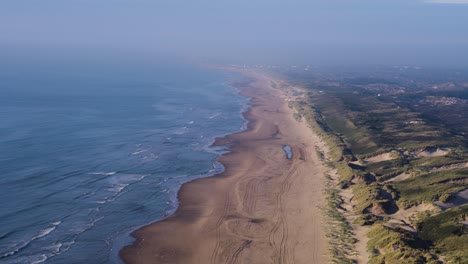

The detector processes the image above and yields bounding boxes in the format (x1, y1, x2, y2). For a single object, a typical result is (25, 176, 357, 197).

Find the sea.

(0, 57, 248, 264)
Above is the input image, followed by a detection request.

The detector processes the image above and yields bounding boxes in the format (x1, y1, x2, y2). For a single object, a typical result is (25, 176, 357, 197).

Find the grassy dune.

(287, 72, 468, 263)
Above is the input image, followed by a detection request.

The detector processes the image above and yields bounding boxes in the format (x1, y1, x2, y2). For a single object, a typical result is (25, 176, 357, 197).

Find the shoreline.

(120, 70, 329, 263)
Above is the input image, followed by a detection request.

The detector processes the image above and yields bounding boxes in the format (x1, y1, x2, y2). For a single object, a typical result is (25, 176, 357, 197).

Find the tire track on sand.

(211, 192, 230, 264)
(227, 240, 253, 264)
(269, 164, 298, 264)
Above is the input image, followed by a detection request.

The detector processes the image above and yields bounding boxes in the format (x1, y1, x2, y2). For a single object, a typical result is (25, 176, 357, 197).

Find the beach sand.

(120, 70, 329, 264)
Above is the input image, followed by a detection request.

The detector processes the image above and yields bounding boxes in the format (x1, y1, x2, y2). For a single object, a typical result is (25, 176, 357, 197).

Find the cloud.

(424, 0, 468, 4)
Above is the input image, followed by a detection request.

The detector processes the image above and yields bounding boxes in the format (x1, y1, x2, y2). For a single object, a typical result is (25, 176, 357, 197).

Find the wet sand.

(120, 70, 329, 264)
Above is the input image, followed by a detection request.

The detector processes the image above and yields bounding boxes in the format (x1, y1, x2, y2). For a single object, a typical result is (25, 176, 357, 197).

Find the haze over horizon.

(1, 0, 468, 66)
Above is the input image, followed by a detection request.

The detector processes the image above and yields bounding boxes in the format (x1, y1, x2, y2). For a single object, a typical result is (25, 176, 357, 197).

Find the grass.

(307, 89, 379, 155)
(391, 168, 468, 208)
(315, 146, 325, 161)
(351, 183, 378, 214)
(418, 205, 468, 264)
(292, 112, 302, 122)
(367, 225, 438, 264)
(366, 158, 408, 176)
(351, 183, 397, 216)
(305, 84, 461, 155)
(285, 79, 468, 263)
(409, 155, 467, 168)
(322, 174, 357, 264)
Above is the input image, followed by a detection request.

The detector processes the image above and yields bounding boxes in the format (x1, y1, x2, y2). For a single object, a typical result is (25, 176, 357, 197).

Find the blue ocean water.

(0, 59, 247, 264)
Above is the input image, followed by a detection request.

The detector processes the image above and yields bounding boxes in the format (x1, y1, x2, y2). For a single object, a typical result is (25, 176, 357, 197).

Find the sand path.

(120, 71, 328, 264)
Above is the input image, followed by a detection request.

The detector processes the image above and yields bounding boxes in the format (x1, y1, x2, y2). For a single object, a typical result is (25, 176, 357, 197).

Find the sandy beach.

(120, 70, 329, 264)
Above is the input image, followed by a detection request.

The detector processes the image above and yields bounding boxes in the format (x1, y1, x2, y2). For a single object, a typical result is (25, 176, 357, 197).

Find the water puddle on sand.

(283, 145, 292, 159)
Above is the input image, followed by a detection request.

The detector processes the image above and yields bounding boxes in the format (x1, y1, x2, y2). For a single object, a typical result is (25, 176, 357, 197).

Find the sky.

(1, 0, 468, 66)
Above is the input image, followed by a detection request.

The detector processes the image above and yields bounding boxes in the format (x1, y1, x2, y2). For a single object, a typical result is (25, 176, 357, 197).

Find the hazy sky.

(1, 0, 468, 66)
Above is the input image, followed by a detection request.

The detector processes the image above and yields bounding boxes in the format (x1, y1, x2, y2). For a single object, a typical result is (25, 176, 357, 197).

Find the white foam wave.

(1, 172, 149, 260)
(103, 174, 149, 202)
(169, 175, 188, 179)
(0, 247, 21, 258)
(0, 221, 61, 259)
(209, 161, 225, 175)
(26, 240, 73, 264)
(174, 126, 189, 135)
(140, 154, 159, 162)
(209, 113, 221, 119)
(132, 148, 150, 155)
(30, 254, 48, 264)
(72, 216, 104, 236)
(240, 121, 248, 131)
(32, 221, 61, 240)
(111, 183, 128, 194)
(46, 242, 62, 254)
(59, 241, 75, 253)
(88, 172, 116, 176)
